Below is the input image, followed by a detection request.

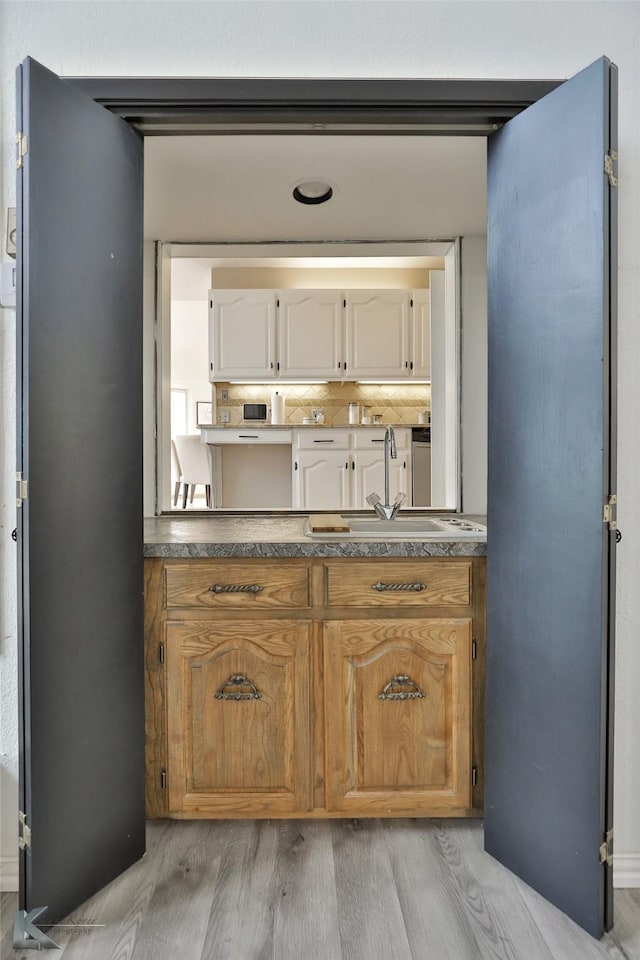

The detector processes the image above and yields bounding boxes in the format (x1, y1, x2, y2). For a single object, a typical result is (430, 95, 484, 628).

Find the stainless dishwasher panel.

(411, 428, 431, 507)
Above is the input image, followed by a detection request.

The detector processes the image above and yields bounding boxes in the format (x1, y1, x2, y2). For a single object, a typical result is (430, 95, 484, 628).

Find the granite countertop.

(201, 423, 430, 430)
(144, 514, 486, 558)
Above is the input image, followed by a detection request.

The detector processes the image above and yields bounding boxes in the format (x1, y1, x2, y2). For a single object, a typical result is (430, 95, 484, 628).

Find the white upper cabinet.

(345, 290, 411, 379)
(208, 288, 428, 381)
(277, 290, 344, 377)
(209, 289, 276, 380)
(411, 289, 431, 379)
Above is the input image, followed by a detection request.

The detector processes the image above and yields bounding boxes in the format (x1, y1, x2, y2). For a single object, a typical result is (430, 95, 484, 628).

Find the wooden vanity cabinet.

(144, 555, 485, 819)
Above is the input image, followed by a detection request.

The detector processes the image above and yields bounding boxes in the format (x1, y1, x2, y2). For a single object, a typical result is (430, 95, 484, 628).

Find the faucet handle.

(393, 492, 407, 507)
(366, 492, 381, 507)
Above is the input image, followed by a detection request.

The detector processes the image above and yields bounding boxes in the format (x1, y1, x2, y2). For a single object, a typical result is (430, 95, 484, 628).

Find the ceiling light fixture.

(293, 180, 334, 205)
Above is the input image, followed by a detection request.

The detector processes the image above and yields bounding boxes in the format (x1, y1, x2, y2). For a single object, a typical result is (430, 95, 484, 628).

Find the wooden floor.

(3, 820, 640, 959)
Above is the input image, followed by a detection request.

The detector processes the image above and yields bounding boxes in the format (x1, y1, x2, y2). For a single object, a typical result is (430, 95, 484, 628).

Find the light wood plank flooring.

(2, 820, 639, 960)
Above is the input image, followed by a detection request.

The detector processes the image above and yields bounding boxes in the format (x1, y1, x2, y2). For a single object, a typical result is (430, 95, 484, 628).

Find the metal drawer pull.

(216, 674, 262, 701)
(209, 583, 264, 594)
(371, 581, 426, 592)
(379, 675, 425, 701)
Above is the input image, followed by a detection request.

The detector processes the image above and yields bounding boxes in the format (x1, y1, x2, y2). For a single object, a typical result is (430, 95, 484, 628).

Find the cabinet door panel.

(353, 452, 410, 509)
(324, 619, 471, 813)
(167, 619, 311, 815)
(412, 289, 431, 378)
(209, 289, 276, 379)
(294, 451, 351, 510)
(278, 289, 343, 377)
(345, 290, 410, 378)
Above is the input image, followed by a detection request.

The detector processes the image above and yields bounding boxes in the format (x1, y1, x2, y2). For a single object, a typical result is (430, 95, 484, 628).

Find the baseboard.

(0, 856, 18, 892)
(614, 853, 640, 888)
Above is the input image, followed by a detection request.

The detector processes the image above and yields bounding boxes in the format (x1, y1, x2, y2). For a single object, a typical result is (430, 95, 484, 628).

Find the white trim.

(0, 856, 19, 891)
(614, 854, 640, 888)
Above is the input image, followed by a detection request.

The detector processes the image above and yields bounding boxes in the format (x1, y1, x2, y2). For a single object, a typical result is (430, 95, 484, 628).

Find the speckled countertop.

(202, 423, 429, 430)
(144, 514, 486, 558)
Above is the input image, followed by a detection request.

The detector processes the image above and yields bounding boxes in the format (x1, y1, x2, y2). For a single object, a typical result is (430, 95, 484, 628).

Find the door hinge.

(472, 638, 477, 660)
(604, 151, 618, 187)
(16, 133, 28, 170)
(159, 642, 165, 664)
(603, 494, 617, 530)
(18, 811, 31, 850)
(599, 829, 613, 866)
(16, 472, 28, 508)
(161, 768, 167, 790)
(471, 766, 478, 787)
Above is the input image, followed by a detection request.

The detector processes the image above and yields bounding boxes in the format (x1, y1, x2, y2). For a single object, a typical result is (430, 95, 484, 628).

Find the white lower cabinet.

(352, 451, 410, 509)
(293, 428, 411, 510)
(294, 451, 351, 510)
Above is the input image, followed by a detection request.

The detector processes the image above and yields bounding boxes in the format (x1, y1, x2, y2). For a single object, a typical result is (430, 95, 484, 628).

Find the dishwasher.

(411, 427, 431, 506)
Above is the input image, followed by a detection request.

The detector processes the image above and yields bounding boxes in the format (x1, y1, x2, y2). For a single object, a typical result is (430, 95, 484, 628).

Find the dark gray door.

(485, 57, 617, 938)
(16, 57, 145, 923)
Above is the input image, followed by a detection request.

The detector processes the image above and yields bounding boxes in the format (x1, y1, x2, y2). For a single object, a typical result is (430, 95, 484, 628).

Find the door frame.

(63, 76, 562, 520)
(65, 77, 562, 134)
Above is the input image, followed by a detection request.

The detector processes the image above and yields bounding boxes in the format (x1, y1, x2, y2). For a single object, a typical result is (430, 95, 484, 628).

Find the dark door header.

(66, 76, 563, 133)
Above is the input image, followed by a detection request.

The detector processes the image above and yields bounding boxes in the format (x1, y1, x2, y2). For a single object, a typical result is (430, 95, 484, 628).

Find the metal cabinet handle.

(215, 674, 262, 701)
(371, 581, 426, 592)
(209, 583, 264, 594)
(379, 674, 425, 701)
(313, 439, 334, 443)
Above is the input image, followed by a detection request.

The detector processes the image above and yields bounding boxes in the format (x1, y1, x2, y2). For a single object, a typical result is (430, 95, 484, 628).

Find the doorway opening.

(144, 133, 487, 515)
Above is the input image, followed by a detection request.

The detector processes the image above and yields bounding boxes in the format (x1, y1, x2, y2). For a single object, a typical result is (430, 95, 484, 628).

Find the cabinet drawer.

(204, 428, 293, 444)
(165, 561, 310, 609)
(353, 428, 409, 450)
(325, 560, 471, 607)
(295, 429, 350, 450)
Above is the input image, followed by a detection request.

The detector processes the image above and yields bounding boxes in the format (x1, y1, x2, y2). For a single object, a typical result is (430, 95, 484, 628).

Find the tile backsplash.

(215, 382, 431, 426)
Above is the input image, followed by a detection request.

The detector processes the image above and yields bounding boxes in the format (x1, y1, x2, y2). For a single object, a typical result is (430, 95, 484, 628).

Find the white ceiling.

(144, 135, 487, 242)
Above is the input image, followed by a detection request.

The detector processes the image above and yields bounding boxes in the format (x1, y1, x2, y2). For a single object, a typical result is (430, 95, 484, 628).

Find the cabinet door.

(278, 289, 344, 377)
(324, 618, 471, 814)
(166, 619, 311, 815)
(352, 451, 410, 509)
(294, 450, 351, 510)
(345, 290, 411, 378)
(209, 289, 276, 380)
(412, 289, 431, 378)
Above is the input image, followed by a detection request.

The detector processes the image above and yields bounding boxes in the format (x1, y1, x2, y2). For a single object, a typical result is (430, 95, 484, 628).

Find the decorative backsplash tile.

(215, 382, 431, 426)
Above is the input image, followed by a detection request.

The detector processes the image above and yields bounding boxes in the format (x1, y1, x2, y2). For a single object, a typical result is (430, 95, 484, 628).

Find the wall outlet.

(219, 408, 230, 423)
(220, 388, 229, 403)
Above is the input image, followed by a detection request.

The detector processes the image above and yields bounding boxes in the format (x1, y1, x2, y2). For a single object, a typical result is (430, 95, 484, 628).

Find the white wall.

(2, 0, 640, 888)
(170, 301, 211, 434)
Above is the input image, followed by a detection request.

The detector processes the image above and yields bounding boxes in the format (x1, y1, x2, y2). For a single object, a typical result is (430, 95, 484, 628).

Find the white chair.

(171, 439, 183, 507)
(173, 435, 213, 509)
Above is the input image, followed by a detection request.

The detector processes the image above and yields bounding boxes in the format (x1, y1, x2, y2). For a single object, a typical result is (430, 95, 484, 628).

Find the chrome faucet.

(366, 426, 407, 520)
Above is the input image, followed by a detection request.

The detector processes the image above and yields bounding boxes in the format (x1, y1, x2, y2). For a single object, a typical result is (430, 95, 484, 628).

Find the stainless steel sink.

(304, 516, 486, 539)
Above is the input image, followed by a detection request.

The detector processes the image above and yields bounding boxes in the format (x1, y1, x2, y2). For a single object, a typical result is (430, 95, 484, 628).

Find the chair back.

(173, 435, 212, 486)
(171, 439, 182, 483)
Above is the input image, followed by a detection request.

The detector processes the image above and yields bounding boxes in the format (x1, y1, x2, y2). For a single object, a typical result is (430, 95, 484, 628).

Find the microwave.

(242, 402, 268, 421)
